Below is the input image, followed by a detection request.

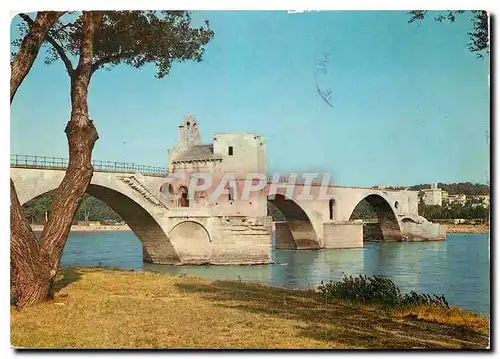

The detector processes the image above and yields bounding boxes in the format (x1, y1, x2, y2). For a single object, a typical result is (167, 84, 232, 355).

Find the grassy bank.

(11, 268, 489, 349)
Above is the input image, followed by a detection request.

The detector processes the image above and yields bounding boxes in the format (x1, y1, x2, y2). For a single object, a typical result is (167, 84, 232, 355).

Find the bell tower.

(168, 113, 202, 167)
(177, 113, 201, 150)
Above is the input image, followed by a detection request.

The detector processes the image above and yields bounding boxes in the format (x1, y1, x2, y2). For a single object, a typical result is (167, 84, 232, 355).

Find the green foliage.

(350, 199, 377, 220)
(13, 11, 214, 79)
(408, 10, 489, 58)
(415, 182, 489, 196)
(22, 191, 55, 224)
(22, 193, 122, 224)
(419, 203, 490, 222)
(468, 11, 489, 57)
(317, 275, 449, 309)
(75, 195, 122, 223)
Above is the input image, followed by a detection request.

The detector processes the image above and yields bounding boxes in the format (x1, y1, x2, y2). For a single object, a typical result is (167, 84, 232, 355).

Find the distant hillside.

(385, 182, 490, 196)
(409, 183, 490, 196)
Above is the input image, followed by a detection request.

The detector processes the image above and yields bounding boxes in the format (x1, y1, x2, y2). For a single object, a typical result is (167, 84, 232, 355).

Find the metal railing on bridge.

(266, 176, 331, 186)
(10, 154, 169, 177)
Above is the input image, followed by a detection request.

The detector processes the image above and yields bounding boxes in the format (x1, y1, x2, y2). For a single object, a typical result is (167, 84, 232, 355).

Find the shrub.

(317, 275, 449, 309)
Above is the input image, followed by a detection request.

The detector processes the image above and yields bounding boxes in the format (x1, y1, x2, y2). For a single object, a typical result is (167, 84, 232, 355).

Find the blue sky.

(10, 11, 490, 187)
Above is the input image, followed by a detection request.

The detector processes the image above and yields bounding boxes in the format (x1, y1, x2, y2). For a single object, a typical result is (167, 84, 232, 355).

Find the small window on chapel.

(228, 146, 233, 156)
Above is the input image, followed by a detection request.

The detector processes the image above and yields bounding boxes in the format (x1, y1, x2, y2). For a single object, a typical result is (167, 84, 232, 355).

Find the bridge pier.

(322, 222, 364, 249)
(207, 216, 273, 264)
(400, 217, 446, 241)
(163, 215, 273, 265)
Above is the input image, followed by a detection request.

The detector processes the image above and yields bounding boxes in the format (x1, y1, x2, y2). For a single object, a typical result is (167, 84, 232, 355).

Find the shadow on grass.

(175, 280, 489, 349)
(51, 267, 83, 294)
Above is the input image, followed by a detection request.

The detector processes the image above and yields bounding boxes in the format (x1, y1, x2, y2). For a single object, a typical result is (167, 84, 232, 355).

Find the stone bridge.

(11, 154, 445, 266)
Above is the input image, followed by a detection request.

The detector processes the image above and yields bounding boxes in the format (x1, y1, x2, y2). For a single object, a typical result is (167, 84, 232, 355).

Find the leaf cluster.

(14, 11, 214, 78)
(408, 10, 489, 57)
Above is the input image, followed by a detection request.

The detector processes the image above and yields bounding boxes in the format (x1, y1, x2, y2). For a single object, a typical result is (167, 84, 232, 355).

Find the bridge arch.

(14, 169, 181, 264)
(268, 194, 320, 249)
(85, 184, 180, 263)
(348, 193, 403, 242)
(168, 220, 211, 264)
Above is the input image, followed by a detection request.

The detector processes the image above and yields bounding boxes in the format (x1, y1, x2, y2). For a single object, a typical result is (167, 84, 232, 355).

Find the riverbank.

(31, 224, 131, 232)
(444, 224, 489, 234)
(11, 268, 489, 349)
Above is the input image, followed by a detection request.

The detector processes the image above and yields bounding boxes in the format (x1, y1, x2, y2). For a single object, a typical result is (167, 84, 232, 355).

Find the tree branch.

(18, 12, 74, 77)
(91, 51, 136, 75)
(51, 21, 74, 35)
(11, 11, 64, 103)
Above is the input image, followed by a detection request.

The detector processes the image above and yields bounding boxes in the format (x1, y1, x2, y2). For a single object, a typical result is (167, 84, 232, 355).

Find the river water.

(60, 232, 490, 315)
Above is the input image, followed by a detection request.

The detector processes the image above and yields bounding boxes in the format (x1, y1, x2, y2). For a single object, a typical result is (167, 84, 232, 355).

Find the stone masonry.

(11, 114, 446, 265)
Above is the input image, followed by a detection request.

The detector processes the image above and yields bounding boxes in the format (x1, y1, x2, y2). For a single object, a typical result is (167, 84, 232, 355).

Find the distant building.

(482, 195, 490, 207)
(471, 195, 490, 208)
(446, 194, 467, 207)
(422, 183, 442, 206)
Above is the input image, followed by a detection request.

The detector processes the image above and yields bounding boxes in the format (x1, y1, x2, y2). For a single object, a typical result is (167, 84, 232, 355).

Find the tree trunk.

(10, 180, 52, 307)
(10, 12, 63, 104)
(37, 11, 99, 287)
(11, 12, 100, 308)
(10, 11, 63, 308)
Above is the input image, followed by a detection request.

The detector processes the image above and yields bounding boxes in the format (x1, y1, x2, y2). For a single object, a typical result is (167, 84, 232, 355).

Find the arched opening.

(21, 185, 181, 265)
(349, 194, 402, 242)
(159, 183, 174, 195)
(267, 194, 319, 250)
(329, 198, 335, 220)
(168, 221, 211, 264)
(87, 184, 181, 264)
(22, 190, 125, 227)
(178, 186, 189, 207)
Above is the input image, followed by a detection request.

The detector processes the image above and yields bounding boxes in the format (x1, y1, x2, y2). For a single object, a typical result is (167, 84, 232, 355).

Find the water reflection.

(59, 231, 490, 314)
(271, 248, 366, 289)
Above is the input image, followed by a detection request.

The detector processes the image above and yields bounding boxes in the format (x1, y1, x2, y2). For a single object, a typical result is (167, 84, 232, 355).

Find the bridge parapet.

(10, 154, 169, 177)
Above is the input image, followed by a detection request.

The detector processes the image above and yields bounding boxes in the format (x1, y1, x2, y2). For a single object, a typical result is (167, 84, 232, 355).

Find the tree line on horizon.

(385, 182, 490, 196)
(418, 203, 490, 222)
(23, 193, 123, 225)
